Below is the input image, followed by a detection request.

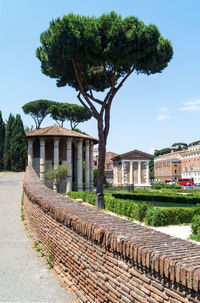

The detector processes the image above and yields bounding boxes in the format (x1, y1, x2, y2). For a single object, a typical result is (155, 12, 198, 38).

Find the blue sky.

(1, 0, 200, 154)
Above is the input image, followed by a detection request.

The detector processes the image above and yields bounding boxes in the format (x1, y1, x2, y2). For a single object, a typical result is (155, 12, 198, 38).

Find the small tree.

(22, 100, 55, 129)
(4, 114, 15, 170)
(49, 102, 92, 129)
(36, 12, 173, 208)
(0, 111, 5, 170)
(46, 164, 69, 192)
(10, 115, 27, 172)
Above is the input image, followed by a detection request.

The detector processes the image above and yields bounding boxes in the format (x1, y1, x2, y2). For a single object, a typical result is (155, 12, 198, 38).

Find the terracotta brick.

(24, 167, 200, 303)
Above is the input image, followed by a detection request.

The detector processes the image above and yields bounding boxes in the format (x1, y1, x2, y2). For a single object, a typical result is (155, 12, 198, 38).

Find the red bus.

(178, 178, 194, 186)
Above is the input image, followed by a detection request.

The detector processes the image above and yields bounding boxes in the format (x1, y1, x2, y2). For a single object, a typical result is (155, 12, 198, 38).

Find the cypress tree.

(0, 111, 5, 171)
(10, 115, 27, 172)
(4, 114, 15, 170)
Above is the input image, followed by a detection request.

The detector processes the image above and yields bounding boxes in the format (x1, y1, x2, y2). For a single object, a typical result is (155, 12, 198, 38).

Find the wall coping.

(23, 166, 200, 292)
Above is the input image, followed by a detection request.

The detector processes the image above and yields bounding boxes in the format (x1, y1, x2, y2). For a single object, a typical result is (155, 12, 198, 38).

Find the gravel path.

(0, 172, 76, 303)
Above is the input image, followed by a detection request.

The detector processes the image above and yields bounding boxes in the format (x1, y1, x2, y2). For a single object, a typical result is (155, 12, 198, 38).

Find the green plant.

(46, 237, 54, 269)
(33, 240, 43, 255)
(46, 164, 69, 192)
(145, 207, 194, 226)
(191, 215, 200, 237)
(0, 111, 5, 171)
(20, 191, 25, 221)
(10, 114, 27, 172)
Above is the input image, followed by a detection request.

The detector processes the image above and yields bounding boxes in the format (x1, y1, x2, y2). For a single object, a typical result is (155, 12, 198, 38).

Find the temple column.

(121, 160, 125, 185)
(146, 160, 150, 185)
(85, 140, 90, 191)
(39, 138, 45, 182)
(89, 141, 94, 192)
(138, 160, 141, 186)
(66, 138, 72, 192)
(77, 139, 83, 192)
(53, 138, 60, 191)
(28, 139, 34, 166)
(130, 161, 133, 184)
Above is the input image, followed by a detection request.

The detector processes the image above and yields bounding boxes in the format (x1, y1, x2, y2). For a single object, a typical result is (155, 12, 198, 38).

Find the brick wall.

(23, 166, 200, 303)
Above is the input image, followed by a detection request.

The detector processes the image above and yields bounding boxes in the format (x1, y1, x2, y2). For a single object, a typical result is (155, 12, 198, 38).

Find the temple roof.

(112, 149, 152, 161)
(26, 125, 98, 144)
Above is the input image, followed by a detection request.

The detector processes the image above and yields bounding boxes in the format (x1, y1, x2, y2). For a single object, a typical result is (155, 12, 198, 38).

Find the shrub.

(46, 164, 69, 192)
(145, 207, 195, 226)
(191, 215, 200, 237)
(112, 192, 200, 205)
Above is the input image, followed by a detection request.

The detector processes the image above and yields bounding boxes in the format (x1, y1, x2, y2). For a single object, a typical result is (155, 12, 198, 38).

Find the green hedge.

(112, 192, 200, 205)
(151, 184, 181, 190)
(68, 192, 151, 221)
(67, 192, 197, 226)
(67, 191, 96, 205)
(145, 207, 195, 226)
(191, 215, 200, 237)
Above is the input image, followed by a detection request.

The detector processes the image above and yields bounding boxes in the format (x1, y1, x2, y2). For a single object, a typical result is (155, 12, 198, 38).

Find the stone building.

(26, 125, 98, 192)
(93, 149, 118, 183)
(112, 150, 151, 187)
(154, 149, 184, 183)
(181, 142, 200, 183)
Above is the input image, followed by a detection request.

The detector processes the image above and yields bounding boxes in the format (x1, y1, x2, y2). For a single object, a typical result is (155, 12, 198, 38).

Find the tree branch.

(72, 59, 100, 118)
(86, 93, 104, 105)
(116, 66, 135, 92)
(104, 63, 112, 87)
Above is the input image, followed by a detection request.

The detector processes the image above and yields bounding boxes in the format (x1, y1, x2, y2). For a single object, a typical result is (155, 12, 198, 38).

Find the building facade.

(93, 149, 118, 183)
(26, 125, 98, 192)
(154, 150, 184, 183)
(112, 150, 151, 187)
(181, 142, 200, 184)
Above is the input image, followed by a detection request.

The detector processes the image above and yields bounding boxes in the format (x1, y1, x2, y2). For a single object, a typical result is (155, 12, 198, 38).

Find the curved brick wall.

(23, 166, 200, 303)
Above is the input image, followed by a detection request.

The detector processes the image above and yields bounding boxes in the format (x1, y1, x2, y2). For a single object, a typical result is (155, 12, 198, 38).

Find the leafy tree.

(0, 111, 5, 170)
(154, 148, 171, 157)
(46, 164, 69, 192)
(4, 114, 15, 170)
(49, 102, 92, 128)
(73, 128, 88, 135)
(10, 115, 27, 171)
(36, 12, 173, 208)
(22, 100, 55, 129)
(149, 156, 154, 180)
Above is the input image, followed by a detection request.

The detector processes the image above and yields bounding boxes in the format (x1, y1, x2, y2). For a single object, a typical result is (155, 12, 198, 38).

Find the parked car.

(178, 178, 194, 186)
(164, 179, 176, 185)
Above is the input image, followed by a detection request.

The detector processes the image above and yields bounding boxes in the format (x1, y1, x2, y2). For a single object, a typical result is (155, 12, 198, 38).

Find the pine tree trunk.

(96, 119, 106, 209)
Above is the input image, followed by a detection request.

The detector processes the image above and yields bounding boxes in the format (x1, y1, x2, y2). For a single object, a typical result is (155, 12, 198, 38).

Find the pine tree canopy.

(22, 99, 55, 129)
(49, 102, 92, 128)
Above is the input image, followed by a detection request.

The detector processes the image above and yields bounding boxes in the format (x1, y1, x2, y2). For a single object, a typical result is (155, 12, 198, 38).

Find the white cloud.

(179, 105, 200, 112)
(184, 100, 200, 105)
(157, 107, 168, 112)
(156, 115, 172, 121)
(178, 99, 200, 111)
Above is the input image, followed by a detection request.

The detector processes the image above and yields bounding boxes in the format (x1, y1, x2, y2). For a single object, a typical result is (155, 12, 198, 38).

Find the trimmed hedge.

(145, 207, 195, 226)
(67, 192, 151, 222)
(151, 184, 181, 190)
(67, 192, 197, 227)
(112, 192, 200, 205)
